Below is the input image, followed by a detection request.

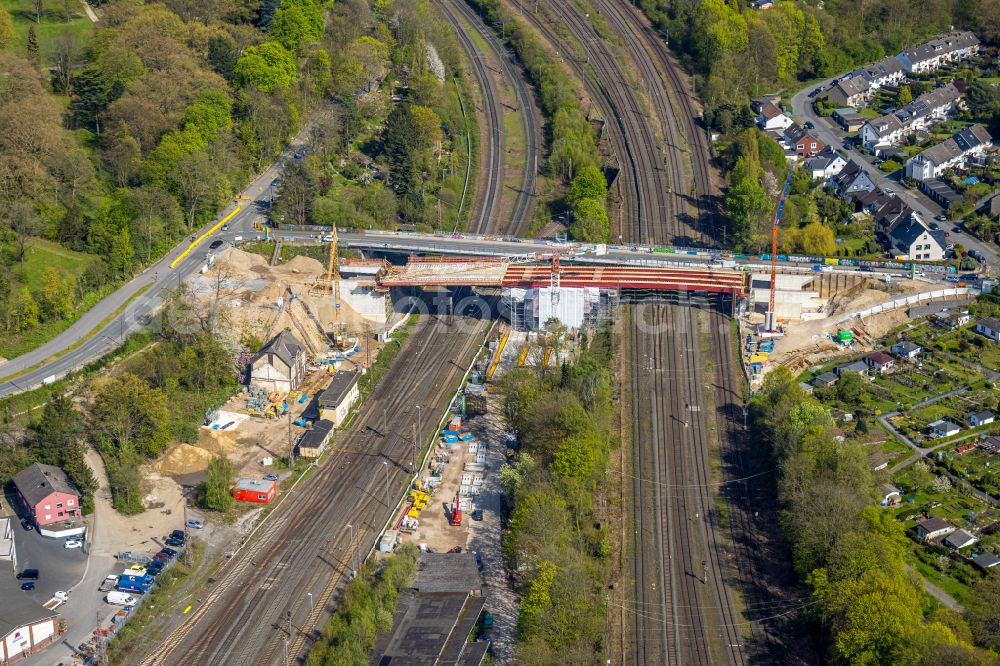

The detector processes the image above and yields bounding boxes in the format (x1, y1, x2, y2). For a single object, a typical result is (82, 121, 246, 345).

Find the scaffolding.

(502, 286, 619, 331)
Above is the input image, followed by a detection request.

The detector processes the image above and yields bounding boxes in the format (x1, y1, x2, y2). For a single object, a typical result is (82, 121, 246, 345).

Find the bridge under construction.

(343, 256, 749, 330)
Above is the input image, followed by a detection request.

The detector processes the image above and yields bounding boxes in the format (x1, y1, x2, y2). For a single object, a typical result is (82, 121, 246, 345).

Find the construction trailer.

(232, 478, 277, 504)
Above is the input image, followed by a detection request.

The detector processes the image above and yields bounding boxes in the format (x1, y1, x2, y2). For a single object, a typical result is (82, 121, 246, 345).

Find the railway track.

(513, 0, 670, 245)
(628, 302, 748, 665)
(587, 0, 720, 246)
(438, 0, 541, 236)
(450, 0, 505, 236)
(139, 314, 489, 665)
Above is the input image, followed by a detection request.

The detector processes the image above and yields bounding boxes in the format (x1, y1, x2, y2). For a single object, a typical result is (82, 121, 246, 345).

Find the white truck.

(106, 591, 137, 607)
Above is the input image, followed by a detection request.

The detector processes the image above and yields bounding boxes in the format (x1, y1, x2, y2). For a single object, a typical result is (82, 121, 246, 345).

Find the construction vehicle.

(449, 493, 463, 526)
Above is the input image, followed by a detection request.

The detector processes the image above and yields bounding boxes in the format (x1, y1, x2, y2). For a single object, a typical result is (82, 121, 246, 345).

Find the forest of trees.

(498, 325, 615, 662)
(0, 0, 474, 356)
(754, 368, 998, 664)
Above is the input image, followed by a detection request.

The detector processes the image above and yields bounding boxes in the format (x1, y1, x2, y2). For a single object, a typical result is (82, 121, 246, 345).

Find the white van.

(106, 591, 137, 607)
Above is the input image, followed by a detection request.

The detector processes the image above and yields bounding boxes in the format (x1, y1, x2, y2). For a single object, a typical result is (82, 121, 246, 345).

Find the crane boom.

(766, 164, 795, 332)
(325, 225, 342, 345)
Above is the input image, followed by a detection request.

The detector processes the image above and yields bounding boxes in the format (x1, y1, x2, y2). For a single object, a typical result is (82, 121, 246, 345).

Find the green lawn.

(19, 237, 98, 291)
(0, 0, 95, 64)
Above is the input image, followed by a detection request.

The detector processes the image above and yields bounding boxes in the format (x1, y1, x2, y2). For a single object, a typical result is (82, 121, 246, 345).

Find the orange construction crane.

(324, 226, 344, 346)
(766, 164, 795, 332)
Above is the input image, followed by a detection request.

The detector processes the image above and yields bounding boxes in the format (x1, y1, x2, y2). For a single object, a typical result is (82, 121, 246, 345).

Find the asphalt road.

(789, 79, 998, 268)
(0, 147, 293, 400)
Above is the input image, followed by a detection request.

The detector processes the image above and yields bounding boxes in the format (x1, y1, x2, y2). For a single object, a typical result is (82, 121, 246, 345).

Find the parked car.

(804, 121, 814, 129)
(20, 582, 35, 591)
(54, 591, 69, 601)
(170, 529, 186, 542)
(264, 473, 279, 481)
(186, 519, 204, 529)
(945, 275, 960, 282)
(859, 266, 875, 273)
(471, 509, 484, 521)
(20, 519, 32, 531)
(64, 539, 82, 549)
(952, 226, 962, 234)
(935, 213, 947, 221)
(812, 265, 832, 272)
(884, 187, 895, 195)
(209, 240, 224, 250)
(16, 569, 39, 580)
(165, 537, 184, 547)
(222, 223, 230, 231)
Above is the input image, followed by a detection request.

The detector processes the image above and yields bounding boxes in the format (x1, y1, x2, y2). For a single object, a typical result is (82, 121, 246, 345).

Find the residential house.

(831, 161, 877, 199)
(12, 463, 80, 528)
(905, 124, 994, 181)
(916, 516, 956, 540)
(891, 340, 922, 359)
(880, 483, 901, 506)
(828, 75, 872, 108)
(969, 411, 996, 428)
(982, 194, 1000, 220)
(317, 371, 361, 427)
(836, 360, 870, 377)
(857, 189, 896, 217)
(886, 218, 946, 261)
(803, 147, 848, 179)
(756, 101, 794, 131)
(897, 31, 980, 73)
(859, 84, 961, 152)
(832, 108, 866, 132)
(920, 178, 964, 209)
(248, 330, 307, 393)
(811, 371, 839, 388)
(943, 529, 979, 550)
(928, 419, 961, 438)
(857, 56, 906, 88)
(972, 553, 1000, 571)
(975, 317, 1000, 341)
(873, 196, 917, 238)
(864, 352, 895, 374)
(930, 308, 971, 330)
(784, 125, 825, 158)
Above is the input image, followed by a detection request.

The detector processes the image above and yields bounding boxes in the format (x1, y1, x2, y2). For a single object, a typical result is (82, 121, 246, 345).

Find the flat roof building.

(318, 371, 361, 428)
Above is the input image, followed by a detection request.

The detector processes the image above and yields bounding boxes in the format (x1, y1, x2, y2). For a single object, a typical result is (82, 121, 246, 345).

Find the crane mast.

(766, 164, 795, 332)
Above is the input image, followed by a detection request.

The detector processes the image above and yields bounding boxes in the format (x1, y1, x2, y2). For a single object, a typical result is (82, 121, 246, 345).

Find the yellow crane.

(325, 226, 344, 347)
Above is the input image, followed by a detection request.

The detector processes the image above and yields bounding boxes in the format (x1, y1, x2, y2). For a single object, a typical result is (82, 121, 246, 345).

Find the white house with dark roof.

(891, 341, 921, 359)
(905, 125, 993, 181)
(249, 330, 308, 393)
(917, 516, 956, 540)
(928, 419, 961, 438)
(756, 102, 794, 131)
(0, 596, 59, 663)
(857, 56, 906, 88)
(897, 31, 980, 73)
(975, 317, 1000, 342)
(803, 147, 847, 180)
(969, 411, 995, 428)
(886, 218, 945, 261)
(859, 84, 961, 152)
(944, 529, 979, 550)
(831, 161, 877, 199)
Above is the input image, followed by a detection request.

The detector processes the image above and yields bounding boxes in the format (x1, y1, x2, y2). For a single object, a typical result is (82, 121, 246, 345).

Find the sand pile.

(199, 427, 241, 456)
(281, 255, 325, 274)
(154, 444, 216, 476)
(216, 247, 269, 273)
(254, 280, 286, 303)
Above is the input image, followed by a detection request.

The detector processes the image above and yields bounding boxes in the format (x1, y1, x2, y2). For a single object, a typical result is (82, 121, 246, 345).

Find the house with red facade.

(232, 479, 277, 504)
(12, 464, 82, 535)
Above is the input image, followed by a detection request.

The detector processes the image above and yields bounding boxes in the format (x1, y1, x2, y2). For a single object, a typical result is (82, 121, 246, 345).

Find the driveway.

(789, 80, 998, 270)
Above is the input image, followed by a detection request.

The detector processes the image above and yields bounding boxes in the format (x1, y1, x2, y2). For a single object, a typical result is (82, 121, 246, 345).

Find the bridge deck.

(377, 261, 749, 294)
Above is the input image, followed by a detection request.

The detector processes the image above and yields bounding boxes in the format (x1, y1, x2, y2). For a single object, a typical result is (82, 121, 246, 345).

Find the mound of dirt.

(282, 255, 324, 274)
(153, 444, 215, 476)
(216, 247, 269, 273)
(199, 427, 241, 456)
(254, 280, 286, 303)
